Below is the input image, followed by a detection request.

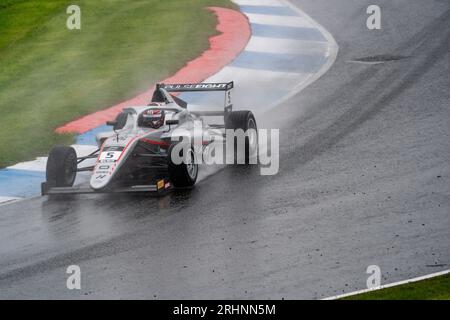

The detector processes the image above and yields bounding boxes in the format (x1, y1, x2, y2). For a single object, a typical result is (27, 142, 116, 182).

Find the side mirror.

(166, 119, 179, 125)
(106, 120, 118, 127)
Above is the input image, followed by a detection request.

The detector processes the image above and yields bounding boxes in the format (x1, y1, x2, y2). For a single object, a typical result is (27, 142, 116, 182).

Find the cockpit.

(137, 108, 177, 129)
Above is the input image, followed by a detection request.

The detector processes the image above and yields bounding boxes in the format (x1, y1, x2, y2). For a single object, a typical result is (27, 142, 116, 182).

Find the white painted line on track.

(205, 65, 316, 112)
(233, 0, 283, 6)
(247, 36, 331, 55)
(211, 65, 309, 81)
(222, 0, 338, 113)
(246, 13, 310, 27)
(259, 0, 338, 109)
(0, 144, 98, 205)
(19, 147, 97, 189)
(0, 196, 22, 206)
(7, 157, 47, 172)
(6, 145, 98, 173)
(322, 269, 450, 300)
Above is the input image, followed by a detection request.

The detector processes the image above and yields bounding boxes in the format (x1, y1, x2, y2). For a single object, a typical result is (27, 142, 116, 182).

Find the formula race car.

(41, 82, 258, 196)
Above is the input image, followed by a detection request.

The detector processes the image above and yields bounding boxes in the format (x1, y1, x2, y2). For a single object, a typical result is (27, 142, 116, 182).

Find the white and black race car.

(42, 82, 258, 196)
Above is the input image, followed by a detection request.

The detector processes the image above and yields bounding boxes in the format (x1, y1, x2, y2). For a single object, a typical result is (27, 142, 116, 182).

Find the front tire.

(167, 143, 198, 188)
(46, 146, 77, 187)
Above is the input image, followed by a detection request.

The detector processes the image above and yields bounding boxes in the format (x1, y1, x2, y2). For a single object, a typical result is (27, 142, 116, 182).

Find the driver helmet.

(140, 108, 165, 129)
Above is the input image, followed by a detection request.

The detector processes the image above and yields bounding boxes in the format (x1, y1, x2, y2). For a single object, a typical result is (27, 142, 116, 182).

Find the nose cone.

(90, 136, 134, 190)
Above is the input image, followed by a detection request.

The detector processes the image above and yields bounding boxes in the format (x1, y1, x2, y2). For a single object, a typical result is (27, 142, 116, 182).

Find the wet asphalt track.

(0, 0, 449, 299)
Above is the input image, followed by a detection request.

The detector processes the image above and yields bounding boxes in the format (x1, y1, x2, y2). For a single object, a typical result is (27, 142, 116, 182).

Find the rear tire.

(167, 143, 198, 188)
(225, 110, 258, 164)
(46, 146, 77, 187)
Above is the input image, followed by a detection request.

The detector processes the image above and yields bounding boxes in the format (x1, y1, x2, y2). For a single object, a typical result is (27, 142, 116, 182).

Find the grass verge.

(343, 273, 450, 300)
(0, 0, 235, 167)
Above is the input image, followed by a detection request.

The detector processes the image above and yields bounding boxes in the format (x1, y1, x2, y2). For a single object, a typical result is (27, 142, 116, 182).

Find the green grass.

(0, 0, 235, 167)
(343, 273, 450, 300)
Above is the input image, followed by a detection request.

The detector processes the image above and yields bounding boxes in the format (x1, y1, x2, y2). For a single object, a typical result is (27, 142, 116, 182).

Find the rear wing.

(157, 82, 233, 116)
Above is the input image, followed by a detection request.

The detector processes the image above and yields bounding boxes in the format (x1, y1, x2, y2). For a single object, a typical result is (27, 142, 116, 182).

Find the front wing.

(41, 179, 173, 196)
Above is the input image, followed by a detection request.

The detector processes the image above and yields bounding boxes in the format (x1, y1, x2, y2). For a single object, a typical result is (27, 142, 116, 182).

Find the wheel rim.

(247, 118, 257, 153)
(186, 148, 198, 180)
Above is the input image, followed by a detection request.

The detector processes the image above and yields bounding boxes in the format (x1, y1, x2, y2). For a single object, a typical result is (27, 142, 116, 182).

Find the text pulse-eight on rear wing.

(158, 82, 233, 116)
(160, 82, 233, 92)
